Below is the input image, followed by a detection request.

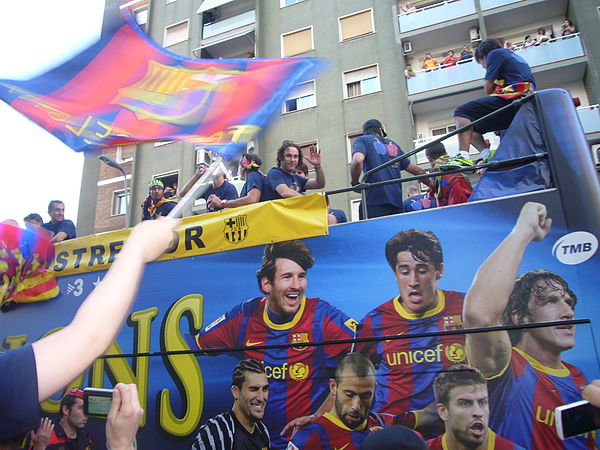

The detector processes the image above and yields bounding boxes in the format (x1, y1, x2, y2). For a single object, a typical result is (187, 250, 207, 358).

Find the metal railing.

(326, 94, 542, 219)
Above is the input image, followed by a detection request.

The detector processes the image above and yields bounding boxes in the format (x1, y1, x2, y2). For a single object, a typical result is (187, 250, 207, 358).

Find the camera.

(555, 400, 600, 440)
(83, 387, 113, 418)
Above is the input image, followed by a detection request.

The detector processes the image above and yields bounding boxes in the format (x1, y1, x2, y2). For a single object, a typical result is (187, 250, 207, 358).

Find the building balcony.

(202, 9, 255, 42)
(480, 0, 527, 10)
(398, 0, 476, 34)
(407, 34, 586, 97)
(577, 105, 600, 142)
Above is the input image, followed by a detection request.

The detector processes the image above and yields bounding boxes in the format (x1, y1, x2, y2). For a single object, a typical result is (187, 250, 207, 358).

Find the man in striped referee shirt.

(192, 359, 270, 450)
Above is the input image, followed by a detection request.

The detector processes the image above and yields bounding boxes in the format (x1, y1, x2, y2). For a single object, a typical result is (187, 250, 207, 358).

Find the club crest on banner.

(291, 332, 310, 351)
(442, 314, 463, 331)
(223, 215, 248, 244)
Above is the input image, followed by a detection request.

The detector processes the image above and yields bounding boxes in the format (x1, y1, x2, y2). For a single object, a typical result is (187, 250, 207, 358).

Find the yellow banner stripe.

(50, 194, 328, 277)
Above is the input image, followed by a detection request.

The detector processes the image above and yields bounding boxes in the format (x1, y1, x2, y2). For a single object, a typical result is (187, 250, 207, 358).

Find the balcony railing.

(480, 0, 526, 11)
(407, 34, 585, 96)
(577, 105, 600, 137)
(398, 0, 476, 33)
(202, 9, 255, 40)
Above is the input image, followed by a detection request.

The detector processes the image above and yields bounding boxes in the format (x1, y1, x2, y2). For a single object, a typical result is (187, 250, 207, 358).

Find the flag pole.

(166, 157, 227, 219)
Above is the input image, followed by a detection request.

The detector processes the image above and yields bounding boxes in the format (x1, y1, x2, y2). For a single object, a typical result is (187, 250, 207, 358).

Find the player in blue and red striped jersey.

(464, 202, 594, 449)
(355, 229, 466, 431)
(287, 353, 423, 450)
(427, 364, 524, 450)
(194, 240, 357, 449)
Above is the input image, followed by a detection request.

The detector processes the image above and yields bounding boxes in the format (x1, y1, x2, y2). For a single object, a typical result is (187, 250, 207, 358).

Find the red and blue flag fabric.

(0, 9, 323, 155)
(0, 223, 58, 308)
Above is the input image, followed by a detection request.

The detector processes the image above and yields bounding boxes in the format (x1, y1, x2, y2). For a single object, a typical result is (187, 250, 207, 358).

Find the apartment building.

(77, 0, 600, 235)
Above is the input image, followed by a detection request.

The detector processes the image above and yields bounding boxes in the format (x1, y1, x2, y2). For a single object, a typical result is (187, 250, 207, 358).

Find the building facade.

(77, 0, 600, 235)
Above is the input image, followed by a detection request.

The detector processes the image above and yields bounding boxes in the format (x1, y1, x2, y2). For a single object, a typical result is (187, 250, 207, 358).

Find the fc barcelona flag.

(0, 223, 58, 308)
(0, 8, 323, 154)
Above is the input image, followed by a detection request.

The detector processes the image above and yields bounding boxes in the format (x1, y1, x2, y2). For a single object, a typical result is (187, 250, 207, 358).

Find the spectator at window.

(504, 41, 516, 51)
(441, 50, 459, 67)
(536, 27, 551, 44)
(458, 45, 473, 63)
(422, 53, 438, 71)
(404, 64, 416, 79)
(560, 19, 576, 37)
(523, 35, 535, 48)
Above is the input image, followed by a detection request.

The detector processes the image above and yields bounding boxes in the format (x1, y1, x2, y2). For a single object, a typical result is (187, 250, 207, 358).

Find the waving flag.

(0, 223, 58, 308)
(0, 9, 323, 155)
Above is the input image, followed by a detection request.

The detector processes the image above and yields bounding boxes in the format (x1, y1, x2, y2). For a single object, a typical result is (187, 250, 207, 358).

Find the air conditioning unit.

(403, 41, 413, 54)
(469, 27, 480, 42)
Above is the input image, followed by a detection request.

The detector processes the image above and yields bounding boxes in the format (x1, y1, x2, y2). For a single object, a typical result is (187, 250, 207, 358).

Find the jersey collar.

(263, 296, 307, 330)
(393, 290, 445, 319)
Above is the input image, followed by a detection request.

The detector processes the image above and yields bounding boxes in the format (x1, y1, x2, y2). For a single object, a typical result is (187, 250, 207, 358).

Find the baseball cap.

(64, 388, 84, 399)
(362, 119, 387, 137)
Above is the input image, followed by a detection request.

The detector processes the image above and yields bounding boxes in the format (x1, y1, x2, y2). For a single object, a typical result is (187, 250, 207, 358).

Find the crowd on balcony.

(405, 18, 578, 79)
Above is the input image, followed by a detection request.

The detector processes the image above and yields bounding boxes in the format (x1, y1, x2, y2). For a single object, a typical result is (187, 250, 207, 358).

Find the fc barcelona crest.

(443, 314, 463, 331)
(224, 215, 249, 244)
(291, 332, 310, 351)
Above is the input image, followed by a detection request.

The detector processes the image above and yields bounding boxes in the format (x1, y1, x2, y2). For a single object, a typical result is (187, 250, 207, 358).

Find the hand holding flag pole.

(166, 157, 228, 219)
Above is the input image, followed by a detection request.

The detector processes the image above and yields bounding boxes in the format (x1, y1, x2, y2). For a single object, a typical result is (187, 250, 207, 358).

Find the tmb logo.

(552, 231, 598, 265)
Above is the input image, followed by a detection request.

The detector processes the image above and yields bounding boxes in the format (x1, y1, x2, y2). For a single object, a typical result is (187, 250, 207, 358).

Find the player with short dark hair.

(356, 229, 466, 432)
(192, 359, 270, 450)
(194, 240, 356, 448)
(288, 353, 421, 449)
(427, 365, 524, 449)
(425, 142, 472, 206)
(464, 202, 593, 448)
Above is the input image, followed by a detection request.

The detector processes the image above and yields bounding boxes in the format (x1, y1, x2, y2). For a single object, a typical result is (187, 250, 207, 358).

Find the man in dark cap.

(350, 119, 428, 219)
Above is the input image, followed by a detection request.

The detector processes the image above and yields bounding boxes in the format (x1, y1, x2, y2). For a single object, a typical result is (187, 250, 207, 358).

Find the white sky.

(0, 0, 105, 226)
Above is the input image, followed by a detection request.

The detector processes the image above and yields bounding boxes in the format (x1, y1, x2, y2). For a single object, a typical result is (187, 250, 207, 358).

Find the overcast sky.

(0, 0, 105, 226)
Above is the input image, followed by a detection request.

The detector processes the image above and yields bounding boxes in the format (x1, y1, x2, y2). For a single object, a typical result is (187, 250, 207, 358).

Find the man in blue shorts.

(350, 119, 428, 219)
(446, 39, 535, 169)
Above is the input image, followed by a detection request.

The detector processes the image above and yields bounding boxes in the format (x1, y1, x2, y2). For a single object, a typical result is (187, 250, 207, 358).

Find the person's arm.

(106, 383, 144, 450)
(51, 232, 68, 243)
(484, 79, 495, 95)
(304, 145, 325, 190)
(276, 184, 303, 198)
(210, 188, 262, 209)
(405, 162, 432, 190)
(178, 165, 207, 198)
(32, 219, 178, 401)
(583, 380, 600, 407)
(464, 202, 552, 377)
(350, 152, 365, 186)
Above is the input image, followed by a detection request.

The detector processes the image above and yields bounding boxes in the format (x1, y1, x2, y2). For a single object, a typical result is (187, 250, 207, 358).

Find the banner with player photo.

(0, 189, 598, 448)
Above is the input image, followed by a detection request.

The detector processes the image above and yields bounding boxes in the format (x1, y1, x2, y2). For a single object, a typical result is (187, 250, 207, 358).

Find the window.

(346, 130, 363, 163)
(134, 6, 148, 30)
(282, 27, 313, 57)
(283, 81, 316, 113)
(350, 199, 362, 222)
(164, 20, 189, 47)
(116, 146, 134, 164)
(343, 65, 380, 98)
(431, 125, 456, 136)
(112, 190, 130, 216)
(339, 9, 374, 41)
(281, 0, 306, 6)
